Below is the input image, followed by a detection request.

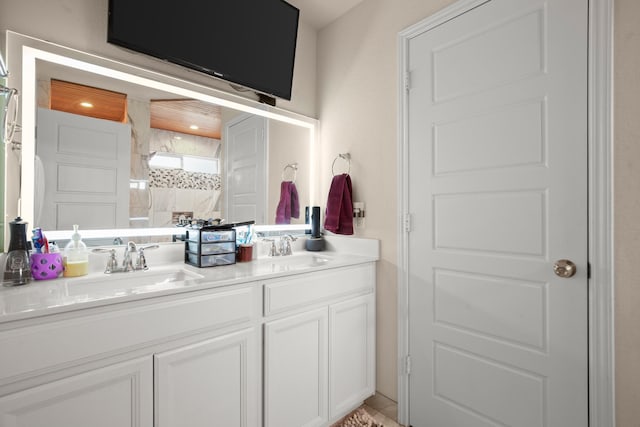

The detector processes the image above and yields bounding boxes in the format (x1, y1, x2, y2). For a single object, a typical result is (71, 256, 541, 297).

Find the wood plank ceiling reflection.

(49, 80, 223, 139)
(50, 79, 128, 122)
(150, 99, 222, 139)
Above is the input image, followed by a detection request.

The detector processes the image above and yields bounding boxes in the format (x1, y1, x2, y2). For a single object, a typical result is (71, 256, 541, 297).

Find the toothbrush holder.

(30, 253, 64, 280)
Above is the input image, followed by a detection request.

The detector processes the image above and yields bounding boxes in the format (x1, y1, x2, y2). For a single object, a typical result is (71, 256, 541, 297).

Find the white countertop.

(0, 237, 379, 323)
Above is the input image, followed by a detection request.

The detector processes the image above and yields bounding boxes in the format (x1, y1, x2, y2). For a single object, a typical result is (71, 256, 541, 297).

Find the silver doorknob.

(554, 259, 577, 278)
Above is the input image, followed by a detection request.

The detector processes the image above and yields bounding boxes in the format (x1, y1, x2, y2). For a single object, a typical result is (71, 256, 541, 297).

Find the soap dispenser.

(63, 225, 89, 277)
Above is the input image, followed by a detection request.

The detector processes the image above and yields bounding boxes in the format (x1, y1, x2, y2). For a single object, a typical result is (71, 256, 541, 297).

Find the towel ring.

(1, 85, 20, 149)
(332, 153, 351, 176)
(282, 163, 298, 182)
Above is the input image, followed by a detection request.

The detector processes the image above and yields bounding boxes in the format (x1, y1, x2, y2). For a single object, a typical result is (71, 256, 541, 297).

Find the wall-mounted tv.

(108, 0, 299, 101)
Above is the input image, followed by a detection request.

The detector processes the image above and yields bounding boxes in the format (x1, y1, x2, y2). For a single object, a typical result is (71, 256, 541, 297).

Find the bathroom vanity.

(0, 238, 377, 427)
(0, 31, 375, 427)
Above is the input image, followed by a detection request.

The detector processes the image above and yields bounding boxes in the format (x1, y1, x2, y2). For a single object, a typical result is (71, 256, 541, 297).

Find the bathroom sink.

(64, 268, 204, 297)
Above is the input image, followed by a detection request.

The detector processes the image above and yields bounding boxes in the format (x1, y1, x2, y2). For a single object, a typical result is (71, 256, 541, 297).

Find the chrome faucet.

(279, 235, 297, 256)
(93, 242, 159, 274)
(263, 235, 297, 257)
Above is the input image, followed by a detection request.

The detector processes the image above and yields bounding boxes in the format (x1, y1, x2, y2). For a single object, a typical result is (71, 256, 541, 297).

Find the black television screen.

(108, 0, 299, 100)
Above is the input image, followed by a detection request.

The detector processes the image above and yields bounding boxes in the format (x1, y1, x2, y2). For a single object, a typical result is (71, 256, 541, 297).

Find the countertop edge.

(0, 253, 378, 324)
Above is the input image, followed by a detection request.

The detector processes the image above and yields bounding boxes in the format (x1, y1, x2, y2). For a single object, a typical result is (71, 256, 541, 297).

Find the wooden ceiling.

(150, 99, 222, 139)
(50, 79, 128, 122)
(49, 80, 223, 139)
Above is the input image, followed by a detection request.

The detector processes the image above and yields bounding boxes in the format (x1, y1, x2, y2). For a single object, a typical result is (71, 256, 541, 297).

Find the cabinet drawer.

(0, 284, 258, 383)
(263, 263, 374, 317)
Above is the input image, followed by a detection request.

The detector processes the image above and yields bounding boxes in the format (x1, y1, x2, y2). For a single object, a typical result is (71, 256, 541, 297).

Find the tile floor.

(363, 392, 405, 427)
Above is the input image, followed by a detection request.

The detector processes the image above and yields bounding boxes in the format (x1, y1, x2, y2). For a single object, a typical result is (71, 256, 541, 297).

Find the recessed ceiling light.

(80, 102, 94, 108)
(189, 125, 199, 130)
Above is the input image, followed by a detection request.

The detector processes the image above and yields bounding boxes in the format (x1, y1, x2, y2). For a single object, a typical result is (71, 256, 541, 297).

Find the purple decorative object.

(30, 253, 64, 280)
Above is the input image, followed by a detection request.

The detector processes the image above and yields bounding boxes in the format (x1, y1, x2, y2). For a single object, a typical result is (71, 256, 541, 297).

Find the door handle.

(553, 259, 577, 278)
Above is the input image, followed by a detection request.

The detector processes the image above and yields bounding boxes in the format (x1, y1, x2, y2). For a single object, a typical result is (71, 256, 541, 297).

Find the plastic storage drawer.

(187, 229, 236, 243)
(186, 252, 236, 267)
(187, 241, 236, 255)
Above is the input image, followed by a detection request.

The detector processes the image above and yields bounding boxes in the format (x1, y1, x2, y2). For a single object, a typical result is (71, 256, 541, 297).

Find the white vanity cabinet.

(0, 253, 377, 427)
(154, 327, 259, 427)
(263, 263, 376, 427)
(0, 356, 153, 427)
(0, 282, 261, 427)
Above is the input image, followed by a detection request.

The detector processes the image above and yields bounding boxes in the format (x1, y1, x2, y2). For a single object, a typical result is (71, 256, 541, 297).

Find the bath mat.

(332, 407, 383, 427)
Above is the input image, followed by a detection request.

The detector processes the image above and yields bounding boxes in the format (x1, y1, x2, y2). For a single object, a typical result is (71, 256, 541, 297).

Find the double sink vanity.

(0, 235, 378, 427)
(0, 31, 378, 427)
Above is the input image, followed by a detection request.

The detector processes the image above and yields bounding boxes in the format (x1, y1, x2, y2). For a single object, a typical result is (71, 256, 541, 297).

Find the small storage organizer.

(185, 226, 236, 267)
(184, 221, 254, 268)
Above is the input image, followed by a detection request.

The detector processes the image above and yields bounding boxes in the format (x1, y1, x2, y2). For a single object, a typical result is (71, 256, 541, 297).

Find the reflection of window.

(149, 153, 219, 174)
(130, 180, 147, 190)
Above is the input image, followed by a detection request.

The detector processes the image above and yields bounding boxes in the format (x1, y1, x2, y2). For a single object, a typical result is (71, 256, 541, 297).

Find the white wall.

(268, 122, 311, 224)
(316, 0, 457, 401)
(614, 1, 640, 425)
(0, 0, 317, 118)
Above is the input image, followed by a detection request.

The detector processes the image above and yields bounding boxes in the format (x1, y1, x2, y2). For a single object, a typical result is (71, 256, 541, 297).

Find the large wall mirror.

(3, 32, 318, 247)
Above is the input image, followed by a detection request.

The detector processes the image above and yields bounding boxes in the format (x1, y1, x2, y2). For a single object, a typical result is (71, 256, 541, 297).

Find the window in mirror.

(149, 152, 219, 174)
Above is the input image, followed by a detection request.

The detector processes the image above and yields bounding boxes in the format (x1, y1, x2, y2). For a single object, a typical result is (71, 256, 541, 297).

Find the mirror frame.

(4, 31, 318, 246)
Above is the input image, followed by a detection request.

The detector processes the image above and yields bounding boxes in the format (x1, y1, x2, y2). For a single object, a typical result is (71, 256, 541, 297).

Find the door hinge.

(405, 71, 411, 91)
(404, 213, 412, 233)
(406, 355, 411, 375)
(587, 262, 591, 279)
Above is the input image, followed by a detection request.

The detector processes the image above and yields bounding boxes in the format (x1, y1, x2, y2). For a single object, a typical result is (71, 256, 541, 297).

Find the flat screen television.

(108, 0, 299, 101)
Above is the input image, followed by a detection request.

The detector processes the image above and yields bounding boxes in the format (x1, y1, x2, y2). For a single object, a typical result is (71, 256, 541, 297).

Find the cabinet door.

(0, 357, 152, 427)
(329, 294, 376, 419)
(264, 308, 328, 427)
(154, 328, 259, 427)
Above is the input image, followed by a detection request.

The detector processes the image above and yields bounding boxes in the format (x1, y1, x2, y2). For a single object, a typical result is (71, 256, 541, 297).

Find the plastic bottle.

(63, 225, 89, 277)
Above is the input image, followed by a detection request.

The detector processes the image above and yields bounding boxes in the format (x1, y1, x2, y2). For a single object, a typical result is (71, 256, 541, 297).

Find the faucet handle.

(136, 249, 148, 271)
(139, 244, 160, 251)
(263, 238, 280, 256)
(136, 244, 159, 271)
(92, 248, 119, 274)
(105, 249, 118, 273)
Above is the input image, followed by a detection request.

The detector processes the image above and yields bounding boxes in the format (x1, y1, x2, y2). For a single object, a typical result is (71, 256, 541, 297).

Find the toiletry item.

(63, 225, 89, 277)
(8, 217, 29, 252)
(310, 206, 321, 238)
(3, 250, 31, 286)
(305, 207, 325, 251)
(4, 217, 31, 286)
(31, 253, 64, 280)
(238, 244, 254, 262)
(32, 228, 49, 253)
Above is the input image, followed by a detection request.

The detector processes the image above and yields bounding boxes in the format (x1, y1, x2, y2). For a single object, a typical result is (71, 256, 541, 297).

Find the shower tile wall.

(147, 128, 222, 226)
(128, 98, 151, 227)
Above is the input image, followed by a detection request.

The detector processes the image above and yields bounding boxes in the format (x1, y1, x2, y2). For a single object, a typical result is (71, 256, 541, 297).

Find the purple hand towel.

(324, 174, 353, 235)
(275, 181, 300, 224)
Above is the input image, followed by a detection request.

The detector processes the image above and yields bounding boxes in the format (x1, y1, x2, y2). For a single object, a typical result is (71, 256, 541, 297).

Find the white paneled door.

(225, 114, 267, 224)
(406, 0, 588, 426)
(36, 108, 131, 230)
